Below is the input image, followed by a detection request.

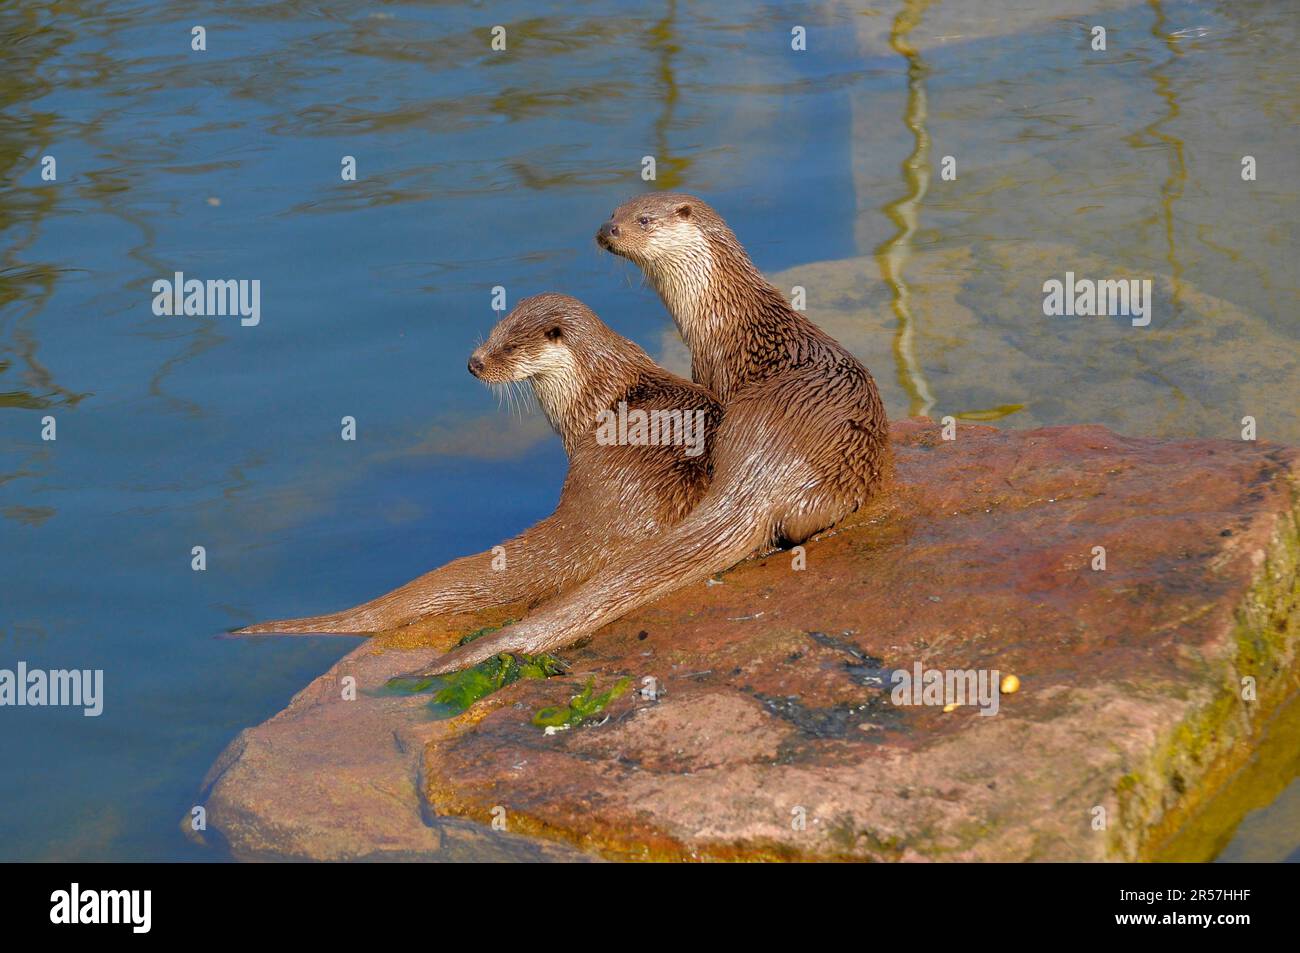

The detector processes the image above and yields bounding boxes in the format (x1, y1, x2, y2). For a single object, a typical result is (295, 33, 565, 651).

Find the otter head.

(468, 293, 582, 385)
(595, 192, 725, 272)
(595, 193, 745, 331)
(469, 293, 634, 438)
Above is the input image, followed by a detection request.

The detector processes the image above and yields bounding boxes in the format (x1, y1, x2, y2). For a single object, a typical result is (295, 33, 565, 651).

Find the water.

(0, 0, 1295, 860)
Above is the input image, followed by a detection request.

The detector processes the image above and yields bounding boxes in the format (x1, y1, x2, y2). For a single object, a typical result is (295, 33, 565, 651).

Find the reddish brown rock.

(199, 420, 1299, 861)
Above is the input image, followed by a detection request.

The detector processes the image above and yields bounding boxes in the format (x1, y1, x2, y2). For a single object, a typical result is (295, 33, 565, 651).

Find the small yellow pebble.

(942, 702, 959, 713)
(1001, 674, 1020, 694)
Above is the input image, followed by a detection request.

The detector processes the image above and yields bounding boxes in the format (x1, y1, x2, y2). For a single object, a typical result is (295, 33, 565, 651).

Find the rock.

(199, 420, 1299, 861)
(194, 605, 593, 862)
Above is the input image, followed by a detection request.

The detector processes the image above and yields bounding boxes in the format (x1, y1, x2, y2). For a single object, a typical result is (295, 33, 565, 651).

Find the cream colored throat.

(648, 247, 716, 347)
(525, 348, 587, 436)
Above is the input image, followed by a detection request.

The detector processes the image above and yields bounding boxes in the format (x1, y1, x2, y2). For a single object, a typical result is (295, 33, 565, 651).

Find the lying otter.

(408, 193, 888, 675)
(234, 293, 720, 636)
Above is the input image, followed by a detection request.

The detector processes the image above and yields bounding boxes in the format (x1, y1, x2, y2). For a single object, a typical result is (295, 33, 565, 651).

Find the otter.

(406, 193, 887, 675)
(234, 293, 721, 636)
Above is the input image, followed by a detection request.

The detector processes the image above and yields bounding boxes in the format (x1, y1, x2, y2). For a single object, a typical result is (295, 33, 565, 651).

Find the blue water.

(1, 0, 1295, 860)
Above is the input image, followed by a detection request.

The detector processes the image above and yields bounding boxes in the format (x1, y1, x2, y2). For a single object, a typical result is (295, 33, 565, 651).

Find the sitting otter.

(234, 293, 720, 636)
(407, 194, 887, 675)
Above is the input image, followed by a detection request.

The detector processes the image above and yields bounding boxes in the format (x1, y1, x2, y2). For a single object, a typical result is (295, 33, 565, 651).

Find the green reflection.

(874, 0, 937, 418)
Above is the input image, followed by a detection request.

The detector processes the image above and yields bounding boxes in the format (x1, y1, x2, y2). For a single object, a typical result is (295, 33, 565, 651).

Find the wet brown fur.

(412, 195, 887, 674)
(234, 293, 720, 635)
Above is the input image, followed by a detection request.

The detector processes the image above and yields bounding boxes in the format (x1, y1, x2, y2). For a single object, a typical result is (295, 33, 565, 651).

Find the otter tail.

(230, 512, 591, 637)
(230, 588, 423, 637)
(230, 614, 372, 637)
(413, 485, 774, 674)
(230, 550, 500, 636)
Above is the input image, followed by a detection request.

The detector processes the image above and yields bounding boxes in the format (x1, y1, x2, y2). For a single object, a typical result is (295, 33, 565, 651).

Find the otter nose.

(468, 355, 485, 377)
(597, 221, 619, 241)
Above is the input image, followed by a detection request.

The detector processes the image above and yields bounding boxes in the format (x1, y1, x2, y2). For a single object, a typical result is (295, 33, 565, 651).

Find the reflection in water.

(1121, 0, 1191, 435)
(954, 403, 1025, 422)
(647, 0, 688, 190)
(0, 270, 90, 412)
(0, 8, 83, 549)
(1136, 0, 1187, 319)
(0, 8, 86, 414)
(874, 0, 936, 418)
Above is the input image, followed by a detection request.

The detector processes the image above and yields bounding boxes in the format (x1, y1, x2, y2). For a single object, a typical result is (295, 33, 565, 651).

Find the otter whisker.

(490, 380, 509, 415)
(510, 379, 536, 420)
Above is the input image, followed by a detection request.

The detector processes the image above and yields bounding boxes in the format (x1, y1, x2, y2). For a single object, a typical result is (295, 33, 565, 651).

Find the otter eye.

(637, 216, 651, 227)
(501, 344, 516, 354)
(545, 326, 562, 341)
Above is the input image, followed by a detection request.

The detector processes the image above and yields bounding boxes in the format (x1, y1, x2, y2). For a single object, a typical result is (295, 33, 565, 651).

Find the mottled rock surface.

(199, 419, 1299, 861)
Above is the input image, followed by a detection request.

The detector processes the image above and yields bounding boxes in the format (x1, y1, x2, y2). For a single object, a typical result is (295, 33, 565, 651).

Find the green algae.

(1154, 685, 1300, 861)
(532, 676, 631, 730)
(428, 652, 567, 718)
(1116, 475, 1300, 860)
(382, 619, 566, 718)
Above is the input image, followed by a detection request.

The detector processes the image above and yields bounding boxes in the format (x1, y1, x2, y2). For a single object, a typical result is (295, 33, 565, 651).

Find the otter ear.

(545, 326, 563, 341)
(675, 203, 692, 219)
